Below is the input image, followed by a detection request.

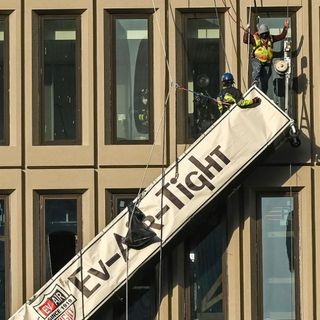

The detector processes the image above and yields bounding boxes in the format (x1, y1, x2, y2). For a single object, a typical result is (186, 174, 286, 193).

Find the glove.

(252, 97, 261, 105)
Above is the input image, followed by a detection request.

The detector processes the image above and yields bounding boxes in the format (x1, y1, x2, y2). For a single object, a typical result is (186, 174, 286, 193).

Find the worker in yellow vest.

(243, 20, 289, 94)
(217, 72, 261, 115)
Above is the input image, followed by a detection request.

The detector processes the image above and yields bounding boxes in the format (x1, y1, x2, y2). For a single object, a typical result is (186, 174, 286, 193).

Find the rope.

(124, 83, 173, 320)
(289, 163, 294, 320)
(220, 0, 254, 90)
(157, 87, 167, 320)
(80, 242, 85, 319)
(123, 20, 173, 315)
(175, 83, 231, 106)
(124, 0, 176, 315)
(221, 0, 253, 33)
(125, 249, 129, 320)
(213, 0, 231, 72)
(151, 0, 173, 85)
(246, 0, 253, 89)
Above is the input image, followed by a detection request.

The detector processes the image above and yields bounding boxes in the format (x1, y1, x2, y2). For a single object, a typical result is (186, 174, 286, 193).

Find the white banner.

(10, 87, 292, 320)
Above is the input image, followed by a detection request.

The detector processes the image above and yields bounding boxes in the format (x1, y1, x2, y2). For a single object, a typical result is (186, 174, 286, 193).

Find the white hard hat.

(258, 24, 269, 34)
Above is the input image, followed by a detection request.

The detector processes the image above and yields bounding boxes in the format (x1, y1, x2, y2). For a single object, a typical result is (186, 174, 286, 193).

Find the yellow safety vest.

(253, 33, 273, 63)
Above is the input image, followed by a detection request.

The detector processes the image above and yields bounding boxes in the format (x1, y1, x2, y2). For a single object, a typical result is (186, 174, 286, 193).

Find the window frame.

(184, 204, 227, 320)
(250, 9, 298, 116)
(255, 190, 300, 320)
(104, 11, 154, 145)
(0, 195, 9, 320)
(32, 12, 82, 146)
(176, 10, 225, 144)
(0, 15, 9, 146)
(105, 189, 139, 224)
(33, 192, 83, 289)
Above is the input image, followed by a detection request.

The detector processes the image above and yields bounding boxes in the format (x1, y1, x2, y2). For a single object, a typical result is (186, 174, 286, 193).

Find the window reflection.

(0, 240, 4, 320)
(115, 18, 150, 142)
(42, 18, 80, 144)
(0, 200, 4, 236)
(45, 199, 78, 279)
(0, 198, 5, 320)
(188, 215, 224, 319)
(186, 17, 221, 140)
(0, 19, 7, 145)
(261, 196, 296, 320)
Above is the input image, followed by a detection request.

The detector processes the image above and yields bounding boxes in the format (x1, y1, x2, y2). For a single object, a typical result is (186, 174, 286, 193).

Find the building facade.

(1, 0, 319, 319)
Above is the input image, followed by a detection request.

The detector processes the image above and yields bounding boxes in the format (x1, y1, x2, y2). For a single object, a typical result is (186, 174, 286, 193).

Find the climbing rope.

(125, 1, 175, 318)
(175, 83, 230, 106)
(213, 0, 231, 72)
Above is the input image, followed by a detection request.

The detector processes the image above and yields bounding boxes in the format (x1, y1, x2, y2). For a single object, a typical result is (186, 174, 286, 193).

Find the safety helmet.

(221, 72, 234, 84)
(258, 23, 269, 35)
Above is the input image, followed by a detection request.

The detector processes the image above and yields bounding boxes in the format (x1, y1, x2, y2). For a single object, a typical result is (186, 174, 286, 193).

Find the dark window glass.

(90, 263, 156, 320)
(108, 16, 152, 143)
(106, 190, 139, 222)
(260, 195, 296, 319)
(0, 200, 4, 236)
(96, 190, 155, 320)
(0, 198, 7, 320)
(0, 240, 4, 320)
(39, 17, 80, 144)
(0, 18, 8, 145)
(44, 198, 78, 279)
(178, 15, 222, 142)
(116, 196, 135, 215)
(188, 216, 224, 319)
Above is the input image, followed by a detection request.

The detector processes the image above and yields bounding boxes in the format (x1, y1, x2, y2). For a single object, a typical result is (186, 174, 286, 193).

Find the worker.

(244, 20, 289, 93)
(217, 72, 261, 115)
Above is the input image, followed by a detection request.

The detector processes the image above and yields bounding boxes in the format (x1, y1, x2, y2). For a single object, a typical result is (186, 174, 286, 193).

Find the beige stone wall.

(0, 0, 319, 319)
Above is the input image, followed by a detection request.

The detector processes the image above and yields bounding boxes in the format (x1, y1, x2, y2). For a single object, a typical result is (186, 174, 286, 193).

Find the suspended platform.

(10, 86, 293, 320)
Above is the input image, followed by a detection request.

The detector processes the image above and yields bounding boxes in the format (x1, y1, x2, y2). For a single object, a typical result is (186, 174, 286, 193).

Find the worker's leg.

(251, 58, 263, 88)
(260, 63, 272, 94)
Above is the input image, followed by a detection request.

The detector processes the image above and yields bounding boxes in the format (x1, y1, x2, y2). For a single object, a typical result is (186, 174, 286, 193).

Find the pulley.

(274, 59, 289, 74)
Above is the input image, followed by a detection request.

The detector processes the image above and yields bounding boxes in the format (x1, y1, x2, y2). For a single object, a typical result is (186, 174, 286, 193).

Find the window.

(257, 192, 299, 320)
(105, 13, 153, 144)
(251, 11, 296, 109)
(33, 14, 81, 145)
(186, 204, 226, 320)
(92, 189, 156, 320)
(0, 197, 9, 320)
(0, 17, 8, 145)
(105, 189, 139, 224)
(34, 193, 82, 288)
(176, 12, 224, 143)
(90, 262, 156, 320)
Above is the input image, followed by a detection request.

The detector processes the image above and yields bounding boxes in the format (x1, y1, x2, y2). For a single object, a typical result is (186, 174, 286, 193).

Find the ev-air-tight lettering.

(68, 145, 230, 299)
(155, 145, 230, 210)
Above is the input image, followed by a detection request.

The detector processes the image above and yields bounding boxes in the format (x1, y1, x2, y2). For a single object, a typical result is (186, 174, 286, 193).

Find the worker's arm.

(243, 25, 255, 45)
(234, 89, 260, 108)
(238, 97, 261, 108)
(272, 19, 289, 42)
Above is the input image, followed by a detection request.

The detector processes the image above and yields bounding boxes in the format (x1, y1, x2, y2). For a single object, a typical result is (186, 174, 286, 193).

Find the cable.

(221, 0, 253, 33)
(151, 0, 174, 85)
(289, 163, 294, 320)
(79, 242, 85, 319)
(246, 0, 253, 89)
(157, 87, 167, 320)
(213, 0, 231, 72)
(125, 248, 129, 320)
(175, 83, 230, 106)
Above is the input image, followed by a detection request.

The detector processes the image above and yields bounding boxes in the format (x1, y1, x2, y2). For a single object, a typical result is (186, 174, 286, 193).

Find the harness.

(252, 32, 273, 63)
